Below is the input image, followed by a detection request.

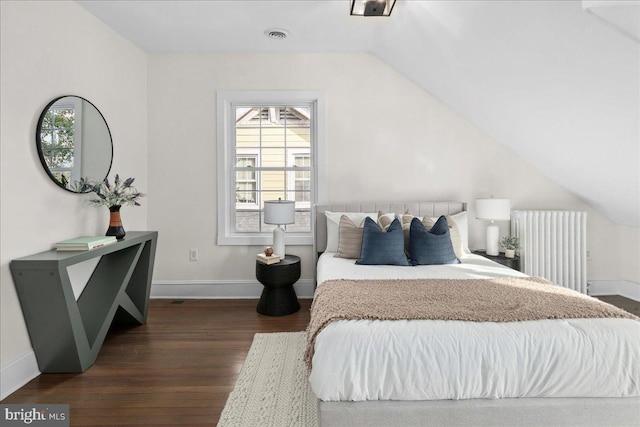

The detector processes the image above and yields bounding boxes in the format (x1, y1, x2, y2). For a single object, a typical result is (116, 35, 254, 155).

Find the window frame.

(217, 91, 324, 246)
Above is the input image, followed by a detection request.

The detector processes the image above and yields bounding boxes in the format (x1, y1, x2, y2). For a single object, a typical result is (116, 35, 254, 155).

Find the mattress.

(310, 253, 640, 402)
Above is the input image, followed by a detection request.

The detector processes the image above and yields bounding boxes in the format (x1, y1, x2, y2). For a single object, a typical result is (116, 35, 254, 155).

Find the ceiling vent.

(264, 28, 290, 40)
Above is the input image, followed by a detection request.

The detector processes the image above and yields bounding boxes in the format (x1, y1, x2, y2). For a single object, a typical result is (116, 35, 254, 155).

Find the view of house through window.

(40, 104, 76, 187)
(234, 105, 312, 234)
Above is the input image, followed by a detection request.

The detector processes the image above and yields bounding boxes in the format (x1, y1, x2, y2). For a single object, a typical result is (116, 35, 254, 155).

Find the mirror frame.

(36, 95, 113, 193)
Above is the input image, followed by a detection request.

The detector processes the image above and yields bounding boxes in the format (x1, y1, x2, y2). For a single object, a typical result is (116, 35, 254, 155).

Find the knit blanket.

(305, 277, 638, 369)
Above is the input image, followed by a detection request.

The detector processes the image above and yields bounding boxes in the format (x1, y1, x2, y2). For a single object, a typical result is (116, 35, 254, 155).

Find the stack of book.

(56, 236, 117, 251)
(256, 253, 281, 265)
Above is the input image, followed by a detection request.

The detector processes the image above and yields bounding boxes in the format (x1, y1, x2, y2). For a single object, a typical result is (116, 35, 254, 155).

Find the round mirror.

(36, 95, 113, 193)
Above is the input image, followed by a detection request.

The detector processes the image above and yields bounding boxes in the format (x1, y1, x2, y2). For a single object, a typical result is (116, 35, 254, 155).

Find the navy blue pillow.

(356, 217, 410, 266)
(409, 216, 460, 265)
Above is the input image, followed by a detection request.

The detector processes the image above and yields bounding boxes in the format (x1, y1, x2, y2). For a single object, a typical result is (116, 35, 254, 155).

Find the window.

(217, 91, 324, 245)
(289, 152, 311, 205)
(293, 155, 311, 203)
(235, 153, 258, 206)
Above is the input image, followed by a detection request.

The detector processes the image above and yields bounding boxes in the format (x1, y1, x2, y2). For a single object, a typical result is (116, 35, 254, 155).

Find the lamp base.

(273, 226, 285, 258)
(486, 223, 500, 256)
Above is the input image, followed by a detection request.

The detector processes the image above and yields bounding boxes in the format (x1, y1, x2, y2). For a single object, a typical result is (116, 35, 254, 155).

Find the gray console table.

(10, 231, 158, 373)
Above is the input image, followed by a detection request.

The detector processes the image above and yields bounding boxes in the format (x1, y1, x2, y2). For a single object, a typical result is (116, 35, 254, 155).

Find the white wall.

(0, 0, 147, 395)
(613, 227, 640, 283)
(147, 53, 638, 292)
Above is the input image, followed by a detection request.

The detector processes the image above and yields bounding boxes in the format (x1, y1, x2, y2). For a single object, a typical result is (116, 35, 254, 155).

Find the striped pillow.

(377, 210, 397, 231)
(334, 215, 365, 259)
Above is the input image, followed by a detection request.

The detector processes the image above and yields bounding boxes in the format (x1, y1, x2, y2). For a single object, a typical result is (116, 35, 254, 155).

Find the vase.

(505, 249, 515, 258)
(106, 205, 126, 240)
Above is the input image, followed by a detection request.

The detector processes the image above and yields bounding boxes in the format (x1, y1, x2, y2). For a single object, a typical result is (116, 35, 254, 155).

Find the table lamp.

(264, 199, 295, 257)
(475, 198, 511, 256)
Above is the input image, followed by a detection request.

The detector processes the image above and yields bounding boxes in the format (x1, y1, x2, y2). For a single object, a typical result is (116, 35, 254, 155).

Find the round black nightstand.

(472, 250, 521, 271)
(256, 255, 301, 316)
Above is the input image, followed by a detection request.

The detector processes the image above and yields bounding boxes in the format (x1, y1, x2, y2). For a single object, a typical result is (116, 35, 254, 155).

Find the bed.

(308, 202, 640, 427)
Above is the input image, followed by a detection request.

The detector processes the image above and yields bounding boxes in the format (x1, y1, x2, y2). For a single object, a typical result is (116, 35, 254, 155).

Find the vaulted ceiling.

(77, 0, 640, 227)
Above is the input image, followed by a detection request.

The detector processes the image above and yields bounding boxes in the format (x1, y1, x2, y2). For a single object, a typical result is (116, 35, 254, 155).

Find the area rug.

(217, 332, 318, 427)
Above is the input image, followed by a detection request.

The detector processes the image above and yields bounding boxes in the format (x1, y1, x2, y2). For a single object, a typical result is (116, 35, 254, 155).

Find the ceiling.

(77, 0, 640, 227)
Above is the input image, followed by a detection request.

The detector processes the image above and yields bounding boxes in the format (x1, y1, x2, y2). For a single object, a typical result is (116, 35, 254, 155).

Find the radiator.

(511, 210, 587, 294)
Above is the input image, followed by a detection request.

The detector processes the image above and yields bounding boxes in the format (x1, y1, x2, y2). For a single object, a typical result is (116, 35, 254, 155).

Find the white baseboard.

(0, 350, 40, 400)
(588, 280, 640, 302)
(151, 279, 316, 299)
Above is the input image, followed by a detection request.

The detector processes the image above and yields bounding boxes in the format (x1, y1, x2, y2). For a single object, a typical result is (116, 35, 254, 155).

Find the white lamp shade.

(475, 198, 511, 221)
(264, 200, 295, 225)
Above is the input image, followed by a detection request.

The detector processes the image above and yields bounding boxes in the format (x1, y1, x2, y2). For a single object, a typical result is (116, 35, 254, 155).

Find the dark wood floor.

(3, 296, 638, 426)
(2, 299, 312, 426)
(596, 295, 640, 316)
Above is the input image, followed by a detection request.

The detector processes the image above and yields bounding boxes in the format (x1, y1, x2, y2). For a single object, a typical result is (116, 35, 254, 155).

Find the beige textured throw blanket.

(305, 277, 638, 369)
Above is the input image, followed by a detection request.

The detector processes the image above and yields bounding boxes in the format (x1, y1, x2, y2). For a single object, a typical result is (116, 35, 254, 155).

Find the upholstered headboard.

(313, 202, 467, 256)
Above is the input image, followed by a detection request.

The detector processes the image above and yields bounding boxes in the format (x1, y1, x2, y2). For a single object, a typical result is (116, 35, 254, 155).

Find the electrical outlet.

(189, 249, 199, 261)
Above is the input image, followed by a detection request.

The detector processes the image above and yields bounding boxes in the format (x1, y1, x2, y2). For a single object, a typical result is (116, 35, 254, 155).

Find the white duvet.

(310, 253, 640, 402)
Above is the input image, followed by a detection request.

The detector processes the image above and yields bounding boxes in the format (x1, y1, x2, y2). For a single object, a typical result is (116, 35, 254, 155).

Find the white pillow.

(449, 211, 470, 254)
(325, 211, 377, 253)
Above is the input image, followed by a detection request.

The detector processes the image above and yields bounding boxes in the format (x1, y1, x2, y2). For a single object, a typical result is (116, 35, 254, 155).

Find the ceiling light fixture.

(264, 28, 290, 40)
(350, 0, 396, 17)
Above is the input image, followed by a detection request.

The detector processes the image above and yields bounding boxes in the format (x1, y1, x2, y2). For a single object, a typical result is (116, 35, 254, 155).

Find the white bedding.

(317, 252, 528, 283)
(310, 253, 640, 402)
